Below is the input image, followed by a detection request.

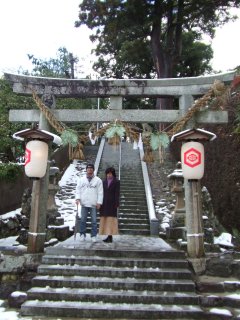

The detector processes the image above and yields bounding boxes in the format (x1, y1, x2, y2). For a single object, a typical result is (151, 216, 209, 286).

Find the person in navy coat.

(99, 167, 120, 243)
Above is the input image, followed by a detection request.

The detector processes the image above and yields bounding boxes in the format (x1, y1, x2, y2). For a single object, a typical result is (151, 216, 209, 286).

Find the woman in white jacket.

(75, 163, 103, 241)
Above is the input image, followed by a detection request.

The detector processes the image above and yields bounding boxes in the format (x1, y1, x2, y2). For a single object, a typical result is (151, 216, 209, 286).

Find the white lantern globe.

(181, 141, 204, 180)
(25, 140, 48, 178)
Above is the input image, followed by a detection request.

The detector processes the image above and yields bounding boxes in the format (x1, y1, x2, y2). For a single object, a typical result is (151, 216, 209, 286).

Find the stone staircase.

(20, 236, 209, 319)
(19, 141, 234, 319)
(97, 141, 150, 236)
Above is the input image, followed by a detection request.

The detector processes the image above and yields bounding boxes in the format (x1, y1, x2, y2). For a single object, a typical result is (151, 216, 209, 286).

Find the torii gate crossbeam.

(5, 71, 235, 125)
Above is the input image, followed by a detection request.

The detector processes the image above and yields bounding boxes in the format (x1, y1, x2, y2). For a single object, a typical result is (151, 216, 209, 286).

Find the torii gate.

(4, 71, 235, 272)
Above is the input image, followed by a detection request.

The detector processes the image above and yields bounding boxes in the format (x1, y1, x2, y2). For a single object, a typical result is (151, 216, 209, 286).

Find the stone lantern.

(168, 162, 185, 216)
(167, 162, 186, 240)
(47, 162, 60, 222)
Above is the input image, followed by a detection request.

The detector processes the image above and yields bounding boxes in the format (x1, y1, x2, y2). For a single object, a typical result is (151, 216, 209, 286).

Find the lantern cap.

(167, 169, 183, 179)
(171, 128, 216, 142)
(13, 128, 62, 146)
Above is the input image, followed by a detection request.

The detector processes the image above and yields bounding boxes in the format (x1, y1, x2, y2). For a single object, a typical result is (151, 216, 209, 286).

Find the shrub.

(0, 163, 23, 182)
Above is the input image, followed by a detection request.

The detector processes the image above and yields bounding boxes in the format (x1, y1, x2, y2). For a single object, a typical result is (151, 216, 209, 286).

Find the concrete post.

(27, 94, 55, 253)
(179, 94, 194, 113)
(110, 96, 123, 110)
(184, 179, 205, 273)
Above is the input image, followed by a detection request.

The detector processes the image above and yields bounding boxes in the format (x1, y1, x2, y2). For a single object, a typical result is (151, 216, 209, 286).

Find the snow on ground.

(0, 299, 31, 320)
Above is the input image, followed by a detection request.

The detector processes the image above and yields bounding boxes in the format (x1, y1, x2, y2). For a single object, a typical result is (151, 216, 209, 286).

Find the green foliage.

(0, 47, 96, 159)
(0, 78, 33, 159)
(0, 163, 22, 182)
(76, 0, 239, 79)
(27, 47, 79, 78)
(174, 32, 213, 77)
(105, 124, 125, 138)
(150, 133, 170, 151)
(61, 129, 79, 147)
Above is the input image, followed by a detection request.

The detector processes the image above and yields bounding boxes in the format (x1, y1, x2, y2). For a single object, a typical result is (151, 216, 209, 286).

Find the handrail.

(118, 140, 122, 180)
(139, 147, 159, 236)
(94, 137, 105, 175)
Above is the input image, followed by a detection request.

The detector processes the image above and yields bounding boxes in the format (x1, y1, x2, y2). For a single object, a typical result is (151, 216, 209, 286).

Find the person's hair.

(105, 167, 116, 177)
(86, 163, 94, 170)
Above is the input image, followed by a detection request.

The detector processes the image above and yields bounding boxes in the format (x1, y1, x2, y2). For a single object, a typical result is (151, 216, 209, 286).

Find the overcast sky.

(0, 0, 239, 77)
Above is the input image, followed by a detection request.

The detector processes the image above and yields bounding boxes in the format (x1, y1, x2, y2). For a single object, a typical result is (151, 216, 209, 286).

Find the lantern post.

(13, 128, 61, 253)
(171, 128, 216, 273)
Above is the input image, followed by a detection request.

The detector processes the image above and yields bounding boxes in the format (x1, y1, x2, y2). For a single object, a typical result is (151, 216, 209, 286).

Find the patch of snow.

(209, 307, 232, 316)
(11, 291, 27, 298)
(214, 232, 234, 247)
(226, 293, 240, 300)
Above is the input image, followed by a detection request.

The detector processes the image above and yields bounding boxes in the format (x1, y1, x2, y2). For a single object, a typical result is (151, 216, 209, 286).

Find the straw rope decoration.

(31, 78, 233, 163)
(31, 89, 87, 160)
(32, 90, 66, 134)
(167, 80, 227, 137)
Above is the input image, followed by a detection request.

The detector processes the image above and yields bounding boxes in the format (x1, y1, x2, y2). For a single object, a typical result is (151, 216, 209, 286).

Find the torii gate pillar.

(110, 96, 123, 109)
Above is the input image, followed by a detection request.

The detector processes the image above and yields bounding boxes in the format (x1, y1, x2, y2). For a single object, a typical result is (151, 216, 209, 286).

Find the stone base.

(166, 227, 186, 240)
(188, 257, 206, 275)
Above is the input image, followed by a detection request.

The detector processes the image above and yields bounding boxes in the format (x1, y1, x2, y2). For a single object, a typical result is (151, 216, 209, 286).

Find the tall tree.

(75, 0, 239, 79)
(27, 47, 79, 79)
(0, 47, 96, 159)
(75, 0, 239, 112)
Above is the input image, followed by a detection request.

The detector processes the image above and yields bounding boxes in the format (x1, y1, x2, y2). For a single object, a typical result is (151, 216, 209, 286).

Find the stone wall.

(0, 170, 32, 215)
(0, 145, 69, 216)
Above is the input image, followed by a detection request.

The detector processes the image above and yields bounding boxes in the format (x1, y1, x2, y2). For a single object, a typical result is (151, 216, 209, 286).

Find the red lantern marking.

(184, 147, 201, 168)
(25, 148, 31, 166)
(187, 153, 198, 161)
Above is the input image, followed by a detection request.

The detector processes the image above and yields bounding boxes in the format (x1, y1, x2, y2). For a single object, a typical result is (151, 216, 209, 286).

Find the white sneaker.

(91, 236, 97, 242)
(80, 234, 86, 241)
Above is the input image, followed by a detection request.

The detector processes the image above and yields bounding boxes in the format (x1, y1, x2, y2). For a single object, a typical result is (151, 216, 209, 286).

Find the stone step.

(120, 198, 147, 204)
(120, 199, 147, 205)
(21, 300, 205, 319)
(45, 247, 187, 259)
(84, 217, 149, 224)
(120, 186, 144, 190)
(118, 209, 148, 215)
(120, 195, 145, 201)
(84, 218, 149, 226)
(118, 211, 148, 216)
(119, 217, 149, 224)
(37, 264, 193, 280)
(84, 221, 149, 229)
(120, 192, 146, 197)
(119, 229, 150, 235)
(120, 178, 143, 181)
(42, 255, 189, 269)
(83, 213, 148, 221)
(120, 191, 146, 196)
(32, 275, 196, 292)
(118, 222, 149, 230)
(119, 207, 147, 212)
(85, 226, 150, 236)
(119, 203, 148, 209)
(120, 203, 146, 209)
(27, 287, 199, 305)
(120, 177, 143, 182)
